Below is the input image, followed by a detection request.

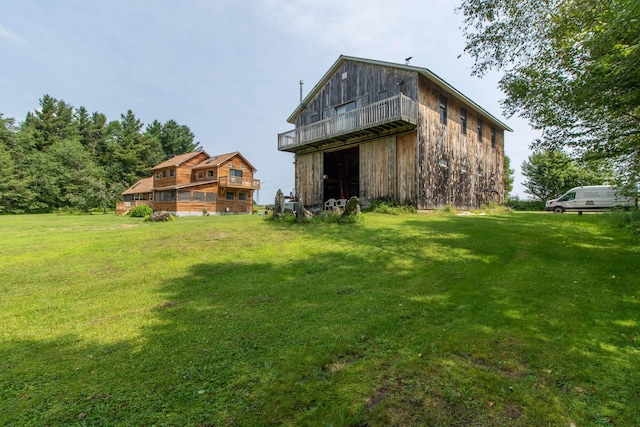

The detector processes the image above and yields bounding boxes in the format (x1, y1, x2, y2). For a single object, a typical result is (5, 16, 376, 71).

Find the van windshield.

(560, 192, 576, 202)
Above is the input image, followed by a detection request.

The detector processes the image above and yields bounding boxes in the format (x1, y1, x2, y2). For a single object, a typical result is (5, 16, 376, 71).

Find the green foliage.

(22, 95, 78, 150)
(111, 110, 164, 185)
(521, 149, 614, 202)
(129, 205, 154, 217)
(440, 204, 456, 214)
(504, 155, 514, 196)
(365, 198, 417, 215)
(505, 195, 545, 211)
(145, 119, 201, 159)
(1, 213, 638, 425)
(476, 201, 510, 214)
(458, 0, 640, 187)
(606, 208, 640, 235)
(0, 96, 199, 214)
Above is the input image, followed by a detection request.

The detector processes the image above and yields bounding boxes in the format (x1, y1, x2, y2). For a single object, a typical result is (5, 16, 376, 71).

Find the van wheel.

(553, 206, 565, 214)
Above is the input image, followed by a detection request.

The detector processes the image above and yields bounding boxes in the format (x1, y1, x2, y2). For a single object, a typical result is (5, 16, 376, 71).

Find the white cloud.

(258, 0, 458, 57)
(0, 24, 26, 44)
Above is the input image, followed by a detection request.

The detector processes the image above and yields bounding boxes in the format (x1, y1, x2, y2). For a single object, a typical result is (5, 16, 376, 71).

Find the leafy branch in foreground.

(458, 0, 640, 185)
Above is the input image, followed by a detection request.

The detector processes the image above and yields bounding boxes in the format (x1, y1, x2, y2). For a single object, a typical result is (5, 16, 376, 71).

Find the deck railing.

(219, 176, 261, 189)
(115, 200, 153, 215)
(278, 93, 418, 151)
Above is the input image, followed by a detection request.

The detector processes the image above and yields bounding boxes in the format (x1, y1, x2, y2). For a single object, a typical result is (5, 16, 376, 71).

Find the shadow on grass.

(1, 213, 638, 426)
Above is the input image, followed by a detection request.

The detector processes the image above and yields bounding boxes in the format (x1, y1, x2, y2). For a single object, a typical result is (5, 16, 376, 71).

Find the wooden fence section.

(115, 200, 153, 216)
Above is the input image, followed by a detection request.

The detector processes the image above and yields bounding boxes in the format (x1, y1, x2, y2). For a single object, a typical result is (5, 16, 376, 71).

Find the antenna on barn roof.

(299, 80, 304, 105)
(405, 56, 412, 65)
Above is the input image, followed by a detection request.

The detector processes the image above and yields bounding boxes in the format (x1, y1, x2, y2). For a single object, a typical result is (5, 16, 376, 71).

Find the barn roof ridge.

(287, 55, 512, 132)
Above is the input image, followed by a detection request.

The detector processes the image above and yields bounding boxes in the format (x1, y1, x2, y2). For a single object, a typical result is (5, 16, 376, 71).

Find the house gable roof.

(122, 177, 153, 195)
(192, 151, 257, 172)
(287, 55, 513, 132)
(151, 150, 209, 171)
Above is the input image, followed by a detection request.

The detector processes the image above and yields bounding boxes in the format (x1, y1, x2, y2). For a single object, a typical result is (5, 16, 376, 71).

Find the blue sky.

(1, 0, 537, 202)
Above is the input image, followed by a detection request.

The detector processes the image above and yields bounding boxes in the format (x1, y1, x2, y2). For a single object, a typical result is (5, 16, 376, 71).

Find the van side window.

(560, 192, 576, 201)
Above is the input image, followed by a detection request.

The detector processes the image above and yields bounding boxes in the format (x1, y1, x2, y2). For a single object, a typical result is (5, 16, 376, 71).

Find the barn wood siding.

(396, 132, 417, 205)
(297, 62, 418, 129)
(295, 152, 323, 208)
(417, 74, 505, 209)
(359, 137, 397, 203)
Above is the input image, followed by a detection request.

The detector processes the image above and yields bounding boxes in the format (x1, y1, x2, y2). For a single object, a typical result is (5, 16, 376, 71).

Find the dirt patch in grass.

(365, 384, 392, 412)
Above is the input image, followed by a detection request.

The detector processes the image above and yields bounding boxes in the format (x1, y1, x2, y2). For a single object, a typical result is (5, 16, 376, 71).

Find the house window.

(207, 170, 215, 178)
(196, 171, 204, 179)
(158, 191, 175, 202)
(155, 172, 160, 180)
(226, 191, 235, 201)
(460, 108, 467, 135)
(335, 101, 356, 115)
(149, 194, 153, 201)
(238, 192, 247, 201)
(439, 95, 447, 125)
(169, 169, 174, 177)
(162, 170, 167, 178)
(230, 169, 242, 184)
(491, 127, 496, 148)
(438, 159, 448, 167)
(477, 119, 483, 142)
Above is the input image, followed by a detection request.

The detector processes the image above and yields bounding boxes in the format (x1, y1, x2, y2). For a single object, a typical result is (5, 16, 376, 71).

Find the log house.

(118, 151, 260, 215)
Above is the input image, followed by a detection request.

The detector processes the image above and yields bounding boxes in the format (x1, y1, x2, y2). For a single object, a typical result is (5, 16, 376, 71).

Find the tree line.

(0, 95, 200, 214)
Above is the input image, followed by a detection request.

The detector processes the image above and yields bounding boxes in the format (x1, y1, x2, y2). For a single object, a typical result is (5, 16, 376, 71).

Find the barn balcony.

(218, 176, 261, 190)
(278, 93, 418, 152)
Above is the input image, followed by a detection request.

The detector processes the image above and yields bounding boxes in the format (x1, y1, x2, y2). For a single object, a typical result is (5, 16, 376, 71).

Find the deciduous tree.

(458, 0, 640, 185)
(521, 149, 614, 202)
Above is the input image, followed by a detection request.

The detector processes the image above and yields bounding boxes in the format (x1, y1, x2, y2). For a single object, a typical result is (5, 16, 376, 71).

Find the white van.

(545, 185, 637, 213)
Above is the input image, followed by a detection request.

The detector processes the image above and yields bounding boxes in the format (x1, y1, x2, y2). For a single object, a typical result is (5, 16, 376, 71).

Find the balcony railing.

(219, 176, 261, 190)
(116, 200, 153, 215)
(278, 93, 418, 151)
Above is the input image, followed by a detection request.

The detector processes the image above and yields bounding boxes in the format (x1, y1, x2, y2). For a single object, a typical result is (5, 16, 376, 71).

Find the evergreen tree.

(145, 119, 200, 159)
(0, 115, 35, 213)
(112, 110, 164, 185)
(22, 95, 78, 150)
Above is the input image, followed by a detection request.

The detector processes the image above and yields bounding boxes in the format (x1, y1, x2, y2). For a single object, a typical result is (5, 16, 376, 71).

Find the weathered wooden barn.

(277, 56, 512, 210)
(117, 151, 260, 216)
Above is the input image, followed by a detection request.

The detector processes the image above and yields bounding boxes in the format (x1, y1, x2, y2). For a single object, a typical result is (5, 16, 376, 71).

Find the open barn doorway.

(323, 147, 359, 201)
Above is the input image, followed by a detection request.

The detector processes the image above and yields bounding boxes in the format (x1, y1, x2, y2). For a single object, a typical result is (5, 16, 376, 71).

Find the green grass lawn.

(1, 211, 638, 426)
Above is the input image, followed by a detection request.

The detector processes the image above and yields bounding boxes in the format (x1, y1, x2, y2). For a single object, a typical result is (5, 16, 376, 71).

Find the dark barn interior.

(323, 147, 359, 200)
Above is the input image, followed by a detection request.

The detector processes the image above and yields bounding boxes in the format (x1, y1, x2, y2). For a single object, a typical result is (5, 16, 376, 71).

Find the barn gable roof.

(287, 55, 512, 132)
